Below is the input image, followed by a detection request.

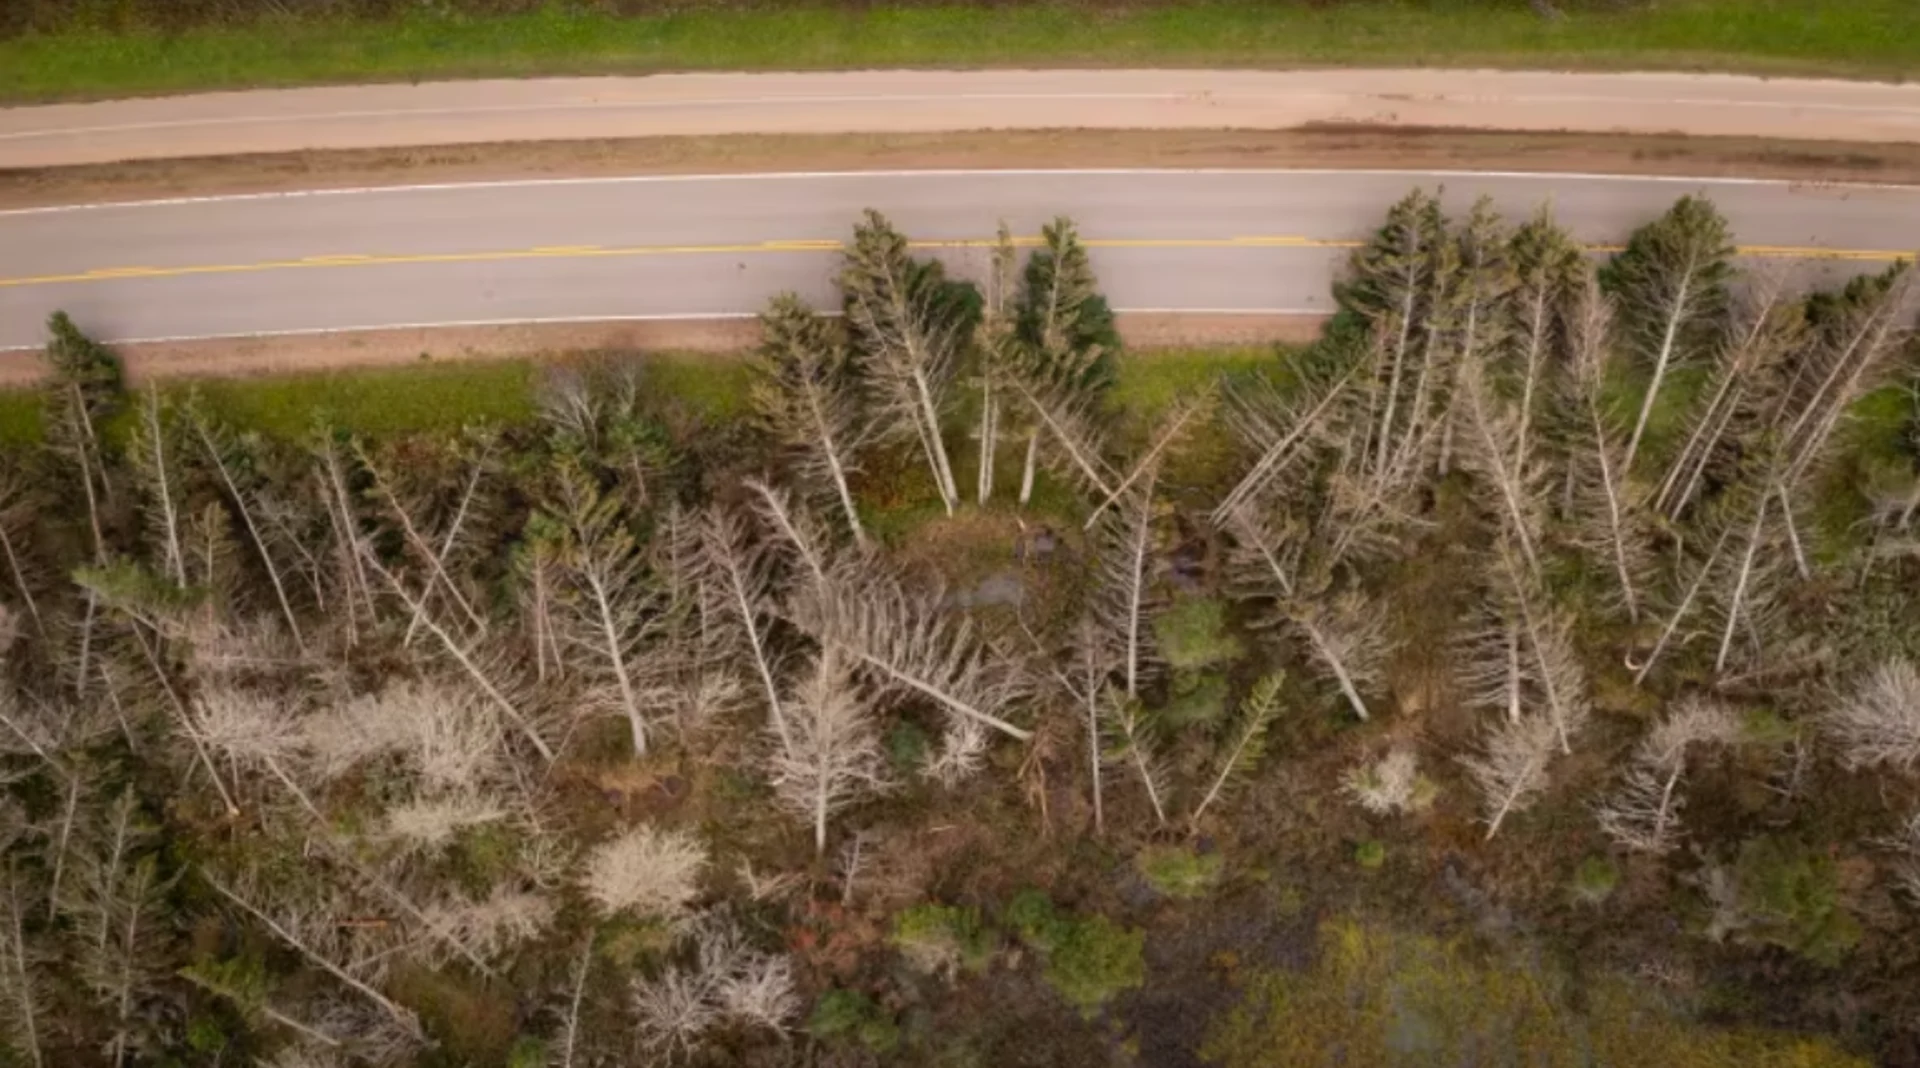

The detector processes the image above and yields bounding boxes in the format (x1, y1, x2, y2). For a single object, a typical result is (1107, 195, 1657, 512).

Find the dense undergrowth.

(2, 193, 1918, 1067)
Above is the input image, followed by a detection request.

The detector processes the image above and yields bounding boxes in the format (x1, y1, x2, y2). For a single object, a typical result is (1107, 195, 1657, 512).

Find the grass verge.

(4, 0, 1919, 103)
(0, 346, 1270, 446)
(176, 358, 542, 442)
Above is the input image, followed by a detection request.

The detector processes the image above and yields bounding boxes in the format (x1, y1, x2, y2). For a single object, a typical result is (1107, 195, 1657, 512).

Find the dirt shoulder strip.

(6, 127, 1920, 212)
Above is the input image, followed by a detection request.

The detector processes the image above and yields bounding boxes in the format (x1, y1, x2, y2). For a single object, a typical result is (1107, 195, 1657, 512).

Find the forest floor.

(3, 0, 1918, 102)
(8, 128, 1920, 212)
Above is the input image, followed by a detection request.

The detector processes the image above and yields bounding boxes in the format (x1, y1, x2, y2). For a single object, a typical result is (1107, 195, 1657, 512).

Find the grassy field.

(3, 0, 1918, 103)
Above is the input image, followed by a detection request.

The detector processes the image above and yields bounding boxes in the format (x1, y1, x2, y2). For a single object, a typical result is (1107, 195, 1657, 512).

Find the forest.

(0, 189, 1918, 1067)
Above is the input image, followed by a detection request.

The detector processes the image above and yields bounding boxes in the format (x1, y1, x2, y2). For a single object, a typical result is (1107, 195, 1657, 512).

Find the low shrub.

(809, 988, 902, 1054)
(889, 903, 995, 978)
(1729, 836, 1862, 967)
(1003, 890, 1146, 1015)
(1135, 844, 1225, 899)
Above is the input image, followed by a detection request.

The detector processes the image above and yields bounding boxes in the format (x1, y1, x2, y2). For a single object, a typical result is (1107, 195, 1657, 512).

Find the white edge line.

(2, 167, 1914, 217)
(0, 307, 1322, 353)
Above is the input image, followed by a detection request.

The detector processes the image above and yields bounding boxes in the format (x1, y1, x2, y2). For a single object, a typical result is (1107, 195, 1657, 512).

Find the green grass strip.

(5, 0, 1919, 103)
(0, 346, 1276, 448)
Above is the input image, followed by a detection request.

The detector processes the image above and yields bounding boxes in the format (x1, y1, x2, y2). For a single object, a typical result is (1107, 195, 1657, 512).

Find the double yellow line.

(0, 234, 1905, 290)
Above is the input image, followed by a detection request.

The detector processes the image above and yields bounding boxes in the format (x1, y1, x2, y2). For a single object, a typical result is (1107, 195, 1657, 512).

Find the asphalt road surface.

(5, 70, 1920, 167)
(2, 169, 1917, 352)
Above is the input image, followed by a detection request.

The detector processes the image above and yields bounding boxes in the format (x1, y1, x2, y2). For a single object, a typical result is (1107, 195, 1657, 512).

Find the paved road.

(5, 70, 1920, 168)
(2, 169, 1915, 352)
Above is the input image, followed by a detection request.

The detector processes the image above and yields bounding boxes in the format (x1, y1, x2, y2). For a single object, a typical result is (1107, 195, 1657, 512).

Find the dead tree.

(1499, 207, 1580, 471)
(974, 228, 1019, 506)
(0, 475, 45, 642)
(64, 790, 170, 1068)
(839, 211, 971, 515)
(1561, 274, 1653, 623)
(1227, 504, 1392, 722)
(1825, 657, 1920, 772)
(766, 648, 889, 854)
(1008, 368, 1118, 508)
(545, 465, 657, 757)
(1083, 388, 1213, 530)
(1596, 697, 1741, 854)
(1189, 672, 1284, 828)
(1463, 709, 1560, 840)
(188, 405, 307, 654)
(1090, 465, 1163, 700)
(1214, 357, 1360, 526)
(206, 874, 425, 1046)
(797, 580, 1032, 745)
(1011, 217, 1117, 507)
(700, 504, 792, 749)
(1653, 273, 1801, 519)
(1455, 364, 1550, 581)
(751, 294, 874, 545)
(1483, 542, 1591, 754)
(126, 385, 187, 588)
(1600, 195, 1735, 472)
(1341, 189, 1458, 483)
(1099, 685, 1168, 826)
(362, 555, 554, 762)
(0, 861, 46, 1068)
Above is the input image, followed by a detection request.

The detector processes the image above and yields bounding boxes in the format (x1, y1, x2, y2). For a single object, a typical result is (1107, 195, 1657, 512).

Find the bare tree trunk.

(0, 519, 42, 639)
(910, 365, 959, 514)
(367, 557, 554, 762)
(845, 649, 1032, 741)
(554, 935, 593, 1068)
(44, 776, 79, 923)
(1299, 618, 1372, 722)
(1633, 529, 1730, 686)
(1084, 397, 1205, 530)
(1714, 498, 1770, 674)
(1019, 432, 1039, 507)
(1775, 485, 1810, 580)
(195, 423, 306, 653)
(140, 388, 185, 586)
(718, 552, 791, 751)
(2, 866, 43, 1068)
(977, 382, 996, 506)
(1623, 262, 1699, 472)
(132, 628, 240, 816)
(106, 863, 154, 1068)
(805, 384, 869, 548)
(207, 878, 422, 1037)
(586, 571, 647, 757)
(397, 462, 488, 645)
(1373, 295, 1420, 475)
(1212, 365, 1356, 525)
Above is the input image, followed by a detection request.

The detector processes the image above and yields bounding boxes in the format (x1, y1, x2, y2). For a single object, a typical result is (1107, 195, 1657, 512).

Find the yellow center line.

(0, 236, 1906, 290)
